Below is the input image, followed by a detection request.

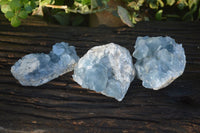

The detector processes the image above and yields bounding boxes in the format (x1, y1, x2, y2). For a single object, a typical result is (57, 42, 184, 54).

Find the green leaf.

(1, 5, 12, 13)
(155, 9, 163, 20)
(148, 0, 164, 9)
(18, 10, 28, 19)
(53, 12, 70, 26)
(22, 0, 30, 4)
(91, 0, 98, 9)
(11, 16, 21, 27)
(131, 12, 138, 24)
(10, 0, 21, 10)
(128, 0, 144, 10)
(149, 2, 158, 9)
(75, 0, 82, 3)
(166, 0, 175, 6)
(182, 11, 193, 21)
(40, 0, 54, 6)
(131, 16, 137, 24)
(188, 0, 198, 9)
(0, 0, 8, 5)
(128, 2, 138, 10)
(138, 0, 145, 6)
(5, 11, 14, 19)
(117, 6, 133, 27)
(183, 1, 198, 20)
(81, 0, 91, 5)
(182, 5, 197, 21)
(30, 0, 37, 8)
(24, 4, 33, 13)
(158, 0, 164, 7)
(79, 5, 90, 13)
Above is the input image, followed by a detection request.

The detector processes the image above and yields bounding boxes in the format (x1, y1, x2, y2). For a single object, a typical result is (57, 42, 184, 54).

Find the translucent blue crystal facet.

(133, 36, 186, 90)
(73, 43, 136, 101)
(11, 42, 79, 86)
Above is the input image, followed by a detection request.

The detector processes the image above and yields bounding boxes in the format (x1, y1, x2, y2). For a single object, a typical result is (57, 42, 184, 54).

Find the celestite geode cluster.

(133, 36, 186, 90)
(11, 42, 79, 86)
(73, 43, 136, 101)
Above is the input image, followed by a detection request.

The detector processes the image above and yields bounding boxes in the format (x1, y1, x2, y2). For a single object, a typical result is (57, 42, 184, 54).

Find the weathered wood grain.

(0, 20, 200, 133)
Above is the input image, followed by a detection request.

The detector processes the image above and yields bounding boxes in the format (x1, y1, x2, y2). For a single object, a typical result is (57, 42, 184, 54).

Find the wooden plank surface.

(0, 21, 200, 133)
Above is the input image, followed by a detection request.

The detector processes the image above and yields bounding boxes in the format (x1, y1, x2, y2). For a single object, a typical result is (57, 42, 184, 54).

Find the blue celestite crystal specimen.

(133, 36, 186, 90)
(73, 43, 136, 101)
(11, 42, 79, 86)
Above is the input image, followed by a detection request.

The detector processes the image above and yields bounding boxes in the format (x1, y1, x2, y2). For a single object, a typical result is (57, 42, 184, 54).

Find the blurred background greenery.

(0, 0, 199, 27)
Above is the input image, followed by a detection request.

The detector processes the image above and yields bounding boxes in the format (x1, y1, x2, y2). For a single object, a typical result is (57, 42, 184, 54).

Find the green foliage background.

(0, 0, 199, 27)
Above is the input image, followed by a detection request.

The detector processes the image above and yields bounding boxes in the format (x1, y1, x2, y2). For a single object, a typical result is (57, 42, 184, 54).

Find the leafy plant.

(126, 0, 200, 23)
(0, 0, 200, 27)
(0, 0, 41, 27)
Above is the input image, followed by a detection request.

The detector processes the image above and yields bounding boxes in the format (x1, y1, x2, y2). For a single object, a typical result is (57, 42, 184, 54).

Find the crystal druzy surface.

(133, 36, 186, 90)
(73, 43, 135, 101)
(11, 42, 79, 86)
